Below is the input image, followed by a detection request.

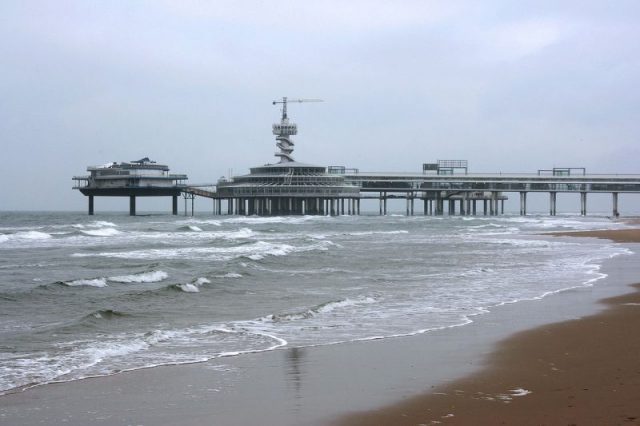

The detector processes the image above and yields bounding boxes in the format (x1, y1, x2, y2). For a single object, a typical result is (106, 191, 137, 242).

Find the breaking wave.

(79, 228, 121, 237)
(260, 296, 378, 323)
(62, 278, 108, 288)
(109, 271, 169, 283)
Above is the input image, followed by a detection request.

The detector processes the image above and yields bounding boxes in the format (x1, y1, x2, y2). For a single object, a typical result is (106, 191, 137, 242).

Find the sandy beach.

(338, 228, 640, 426)
(1, 229, 639, 425)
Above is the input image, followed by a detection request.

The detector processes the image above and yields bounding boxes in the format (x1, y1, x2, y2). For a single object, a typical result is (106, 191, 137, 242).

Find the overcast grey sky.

(1, 1, 639, 212)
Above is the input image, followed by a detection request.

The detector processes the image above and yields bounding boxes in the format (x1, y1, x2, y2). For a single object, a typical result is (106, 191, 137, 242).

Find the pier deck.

(187, 172, 640, 217)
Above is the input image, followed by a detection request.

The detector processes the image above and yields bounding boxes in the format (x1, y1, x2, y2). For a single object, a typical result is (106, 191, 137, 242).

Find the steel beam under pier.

(129, 196, 136, 216)
(88, 196, 94, 216)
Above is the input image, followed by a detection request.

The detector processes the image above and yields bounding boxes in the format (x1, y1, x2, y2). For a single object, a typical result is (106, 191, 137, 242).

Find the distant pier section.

(72, 158, 188, 215)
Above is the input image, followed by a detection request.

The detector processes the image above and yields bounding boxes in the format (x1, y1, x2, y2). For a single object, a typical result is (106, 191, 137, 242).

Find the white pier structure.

(336, 166, 640, 217)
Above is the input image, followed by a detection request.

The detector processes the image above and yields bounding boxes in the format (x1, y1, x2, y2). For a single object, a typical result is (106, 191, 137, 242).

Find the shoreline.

(337, 284, 640, 425)
(1, 231, 639, 425)
(337, 228, 640, 425)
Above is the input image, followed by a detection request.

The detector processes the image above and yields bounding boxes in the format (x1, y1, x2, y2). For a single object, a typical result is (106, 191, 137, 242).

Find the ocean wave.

(220, 272, 242, 278)
(62, 278, 107, 288)
(260, 296, 378, 323)
(346, 230, 409, 236)
(109, 271, 168, 283)
(73, 221, 117, 229)
(222, 216, 322, 225)
(175, 277, 211, 293)
(79, 228, 121, 237)
(0, 231, 53, 242)
(82, 309, 129, 321)
(71, 239, 333, 261)
(173, 219, 221, 227)
(0, 321, 291, 394)
(178, 225, 203, 232)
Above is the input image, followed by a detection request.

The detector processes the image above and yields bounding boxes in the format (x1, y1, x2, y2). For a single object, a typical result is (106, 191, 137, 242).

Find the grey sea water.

(0, 211, 632, 394)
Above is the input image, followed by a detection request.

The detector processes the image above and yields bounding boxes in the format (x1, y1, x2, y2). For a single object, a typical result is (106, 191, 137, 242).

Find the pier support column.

(448, 199, 455, 216)
(129, 196, 136, 216)
(519, 192, 527, 216)
(383, 193, 388, 215)
(492, 195, 496, 216)
(483, 200, 488, 216)
(580, 192, 587, 216)
(302, 199, 306, 215)
(406, 197, 410, 216)
(501, 200, 504, 215)
(612, 192, 619, 218)
(549, 192, 557, 216)
(357, 199, 360, 215)
(410, 196, 414, 216)
(472, 200, 477, 216)
(88, 195, 94, 215)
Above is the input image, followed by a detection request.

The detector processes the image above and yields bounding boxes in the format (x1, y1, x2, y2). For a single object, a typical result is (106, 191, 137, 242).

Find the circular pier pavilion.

(216, 162, 359, 216)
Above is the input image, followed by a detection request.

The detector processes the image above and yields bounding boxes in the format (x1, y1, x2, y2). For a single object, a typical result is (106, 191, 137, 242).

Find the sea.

(0, 211, 633, 395)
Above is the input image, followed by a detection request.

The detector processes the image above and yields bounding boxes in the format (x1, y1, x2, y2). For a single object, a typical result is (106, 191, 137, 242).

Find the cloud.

(482, 18, 564, 60)
(161, 0, 460, 30)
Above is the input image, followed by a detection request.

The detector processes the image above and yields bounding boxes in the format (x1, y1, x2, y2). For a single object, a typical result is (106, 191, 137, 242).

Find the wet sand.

(551, 228, 640, 243)
(338, 228, 640, 426)
(337, 286, 640, 425)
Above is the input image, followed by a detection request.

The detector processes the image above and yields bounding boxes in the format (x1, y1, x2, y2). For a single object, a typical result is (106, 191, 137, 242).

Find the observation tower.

(215, 97, 360, 215)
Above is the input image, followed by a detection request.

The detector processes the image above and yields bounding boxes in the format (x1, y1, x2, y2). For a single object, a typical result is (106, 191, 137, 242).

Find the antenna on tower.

(271, 97, 323, 163)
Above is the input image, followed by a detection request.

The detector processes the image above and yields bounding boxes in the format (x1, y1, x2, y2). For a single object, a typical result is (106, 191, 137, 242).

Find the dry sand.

(337, 228, 640, 426)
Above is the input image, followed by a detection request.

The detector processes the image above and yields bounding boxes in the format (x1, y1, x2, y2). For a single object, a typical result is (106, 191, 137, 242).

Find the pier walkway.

(184, 171, 640, 217)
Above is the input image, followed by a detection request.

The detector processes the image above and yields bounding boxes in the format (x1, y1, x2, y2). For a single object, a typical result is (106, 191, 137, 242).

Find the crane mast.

(272, 97, 323, 163)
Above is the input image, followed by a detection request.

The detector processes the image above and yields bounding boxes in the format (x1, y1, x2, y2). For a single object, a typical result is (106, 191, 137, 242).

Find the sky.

(1, 0, 639, 212)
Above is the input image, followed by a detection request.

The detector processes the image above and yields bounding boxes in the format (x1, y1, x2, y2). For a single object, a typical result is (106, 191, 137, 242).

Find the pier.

(73, 101, 640, 217)
(73, 158, 187, 215)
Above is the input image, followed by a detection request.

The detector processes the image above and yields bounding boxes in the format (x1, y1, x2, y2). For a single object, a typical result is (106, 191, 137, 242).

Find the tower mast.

(271, 97, 323, 163)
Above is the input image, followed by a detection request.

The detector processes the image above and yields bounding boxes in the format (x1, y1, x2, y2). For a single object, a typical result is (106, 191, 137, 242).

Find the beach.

(1, 220, 639, 425)
(338, 228, 640, 425)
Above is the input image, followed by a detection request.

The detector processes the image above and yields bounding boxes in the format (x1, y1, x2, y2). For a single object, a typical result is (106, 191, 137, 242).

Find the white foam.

(109, 271, 168, 283)
(177, 283, 200, 293)
(80, 228, 121, 237)
(188, 225, 203, 232)
(71, 240, 316, 261)
(221, 273, 242, 278)
(13, 231, 52, 240)
(317, 297, 378, 314)
(176, 278, 210, 293)
(347, 230, 409, 236)
(64, 278, 107, 287)
(88, 221, 117, 228)
(510, 388, 532, 397)
(194, 277, 211, 286)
